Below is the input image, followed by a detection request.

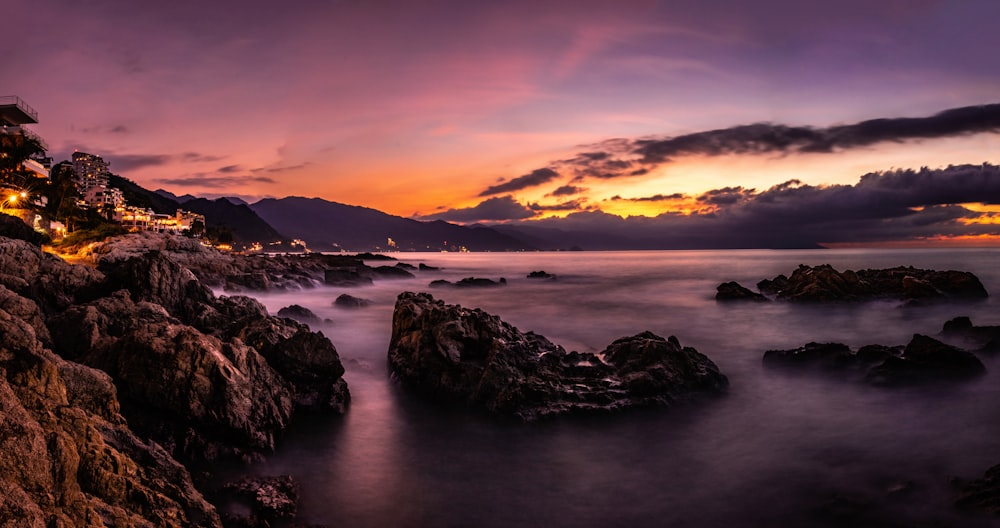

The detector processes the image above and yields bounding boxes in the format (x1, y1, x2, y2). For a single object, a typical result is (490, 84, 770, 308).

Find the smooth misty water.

(237, 249, 1000, 527)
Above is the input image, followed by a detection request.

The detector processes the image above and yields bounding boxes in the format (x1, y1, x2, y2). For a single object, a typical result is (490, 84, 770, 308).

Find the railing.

(0, 96, 38, 122)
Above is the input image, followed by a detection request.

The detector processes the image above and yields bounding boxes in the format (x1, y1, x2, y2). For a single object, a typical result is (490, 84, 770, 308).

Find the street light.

(1, 192, 19, 213)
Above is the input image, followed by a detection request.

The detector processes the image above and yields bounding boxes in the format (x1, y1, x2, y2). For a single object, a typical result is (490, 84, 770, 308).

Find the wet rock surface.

(429, 277, 507, 288)
(719, 264, 987, 303)
(0, 233, 351, 526)
(277, 304, 320, 323)
(334, 293, 372, 309)
(218, 475, 301, 527)
(387, 292, 728, 420)
(716, 281, 768, 302)
(764, 334, 986, 386)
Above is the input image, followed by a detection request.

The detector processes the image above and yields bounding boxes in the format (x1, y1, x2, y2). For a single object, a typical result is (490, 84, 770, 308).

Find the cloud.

(418, 195, 538, 222)
(697, 186, 756, 205)
(529, 199, 588, 212)
(548, 185, 586, 197)
(217, 164, 243, 173)
(608, 193, 687, 202)
(553, 103, 1000, 182)
(497, 163, 1000, 249)
(479, 168, 560, 196)
(158, 175, 278, 188)
(108, 154, 173, 171)
(104, 151, 227, 172)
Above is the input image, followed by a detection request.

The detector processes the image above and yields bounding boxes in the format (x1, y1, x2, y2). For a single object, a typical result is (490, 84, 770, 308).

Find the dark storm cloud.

(500, 163, 1000, 249)
(697, 186, 755, 205)
(635, 104, 1000, 164)
(158, 175, 277, 188)
(548, 185, 586, 197)
(479, 168, 560, 196)
(551, 103, 1000, 182)
(418, 195, 538, 222)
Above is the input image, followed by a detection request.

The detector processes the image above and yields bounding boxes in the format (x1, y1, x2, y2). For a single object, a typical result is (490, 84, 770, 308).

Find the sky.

(4, 0, 1000, 244)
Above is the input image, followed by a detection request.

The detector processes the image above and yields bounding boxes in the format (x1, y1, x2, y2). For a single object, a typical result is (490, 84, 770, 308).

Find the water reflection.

(243, 249, 1000, 526)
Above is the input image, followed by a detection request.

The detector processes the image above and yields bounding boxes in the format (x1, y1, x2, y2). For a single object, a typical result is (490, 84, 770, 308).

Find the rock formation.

(715, 281, 768, 302)
(718, 264, 987, 303)
(764, 334, 986, 385)
(387, 292, 728, 420)
(0, 229, 351, 525)
(429, 277, 507, 288)
(334, 293, 372, 309)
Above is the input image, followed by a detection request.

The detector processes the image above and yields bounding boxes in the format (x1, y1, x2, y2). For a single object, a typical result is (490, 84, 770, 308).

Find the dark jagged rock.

(219, 475, 300, 526)
(527, 270, 556, 280)
(0, 212, 44, 244)
(765, 334, 985, 386)
(955, 463, 1000, 515)
(277, 304, 320, 323)
(48, 291, 296, 463)
(750, 264, 989, 303)
(99, 249, 215, 322)
(225, 316, 349, 413)
(419, 263, 440, 271)
(324, 266, 374, 286)
(1, 303, 222, 527)
(0, 236, 105, 316)
(395, 262, 417, 270)
(372, 265, 416, 279)
(715, 281, 768, 302)
(866, 334, 986, 386)
(334, 293, 372, 309)
(387, 292, 727, 420)
(941, 317, 1000, 354)
(429, 277, 507, 288)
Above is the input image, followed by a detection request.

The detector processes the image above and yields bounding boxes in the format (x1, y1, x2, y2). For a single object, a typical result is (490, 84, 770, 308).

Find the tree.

(0, 130, 46, 188)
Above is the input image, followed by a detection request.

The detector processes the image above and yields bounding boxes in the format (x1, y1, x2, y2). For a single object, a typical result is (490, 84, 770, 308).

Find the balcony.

(0, 95, 39, 126)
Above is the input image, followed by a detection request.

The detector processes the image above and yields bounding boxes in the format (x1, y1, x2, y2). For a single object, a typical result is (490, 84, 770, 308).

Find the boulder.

(0, 236, 104, 316)
(324, 266, 374, 286)
(0, 212, 43, 244)
(276, 304, 320, 323)
(48, 291, 296, 462)
(715, 281, 768, 302)
(764, 334, 986, 386)
(941, 316, 1000, 354)
(865, 334, 986, 386)
(955, 463, 1000, 515)
(219, 475, 300, 525)
(730, 264, 988, 303)
(387, 292, 727, 420)
(0, 305, 221, 527)
(372, 265, 415, 279)
(527, 270, 556, 280)
(418, 263, 440, 271)
(334, 293, 372, 309)
(429, 277, 507, 288)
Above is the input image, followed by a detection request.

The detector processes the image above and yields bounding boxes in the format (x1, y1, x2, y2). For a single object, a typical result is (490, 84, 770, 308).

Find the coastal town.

(1, 95, 205, 240)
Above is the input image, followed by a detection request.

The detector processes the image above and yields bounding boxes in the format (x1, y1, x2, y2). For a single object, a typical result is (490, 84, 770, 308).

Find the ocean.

(233, 249, 1000, 527)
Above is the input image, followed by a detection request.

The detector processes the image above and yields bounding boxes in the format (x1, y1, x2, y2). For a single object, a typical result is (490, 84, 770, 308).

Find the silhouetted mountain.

(153, 189, 199, 203)
(183, 198, 285, 244)
(109, 176, 283, 245)
(250, 196, 532, 251)
(110, 175, 183, 214)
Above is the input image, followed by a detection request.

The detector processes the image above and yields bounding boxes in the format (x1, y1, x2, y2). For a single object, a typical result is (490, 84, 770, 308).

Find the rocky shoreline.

(1, 229, 353, 526)
(4, 222, 1000, 524)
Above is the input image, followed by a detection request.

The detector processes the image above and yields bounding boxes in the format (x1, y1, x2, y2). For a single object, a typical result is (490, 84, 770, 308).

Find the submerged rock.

(219, 475, 300, 526)
(720, 264, 988, 303)
(277, 304, 320, 323)
(716, 281, 768, 302)
(334, 293, 372, 309)
(941, 316, 1000, 354)
(527, 270, 556, 280)
(764, 334, 986, 386)
(429, 277, 507, 288)
(387, 292, 727, 420)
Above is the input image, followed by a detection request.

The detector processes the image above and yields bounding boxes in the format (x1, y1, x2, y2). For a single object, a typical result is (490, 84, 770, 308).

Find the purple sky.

(4, 0, 999, 223)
